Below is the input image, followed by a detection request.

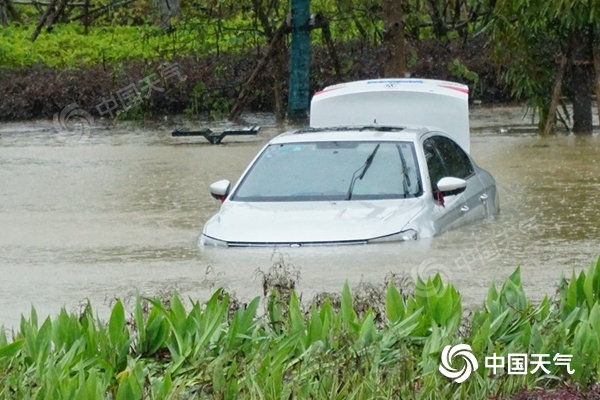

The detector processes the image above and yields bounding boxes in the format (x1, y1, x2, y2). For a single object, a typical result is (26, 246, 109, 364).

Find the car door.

(423, 136, 466, 234)
(475, 167, 499, 218)
(431, 135, 487, 225)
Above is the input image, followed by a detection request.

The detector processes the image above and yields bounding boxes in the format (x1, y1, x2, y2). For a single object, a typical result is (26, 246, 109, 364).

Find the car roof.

(269, 126, 431, 144)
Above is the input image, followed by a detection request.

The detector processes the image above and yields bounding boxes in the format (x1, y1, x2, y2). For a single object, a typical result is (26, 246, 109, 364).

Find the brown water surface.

(0, 107, 599, 328)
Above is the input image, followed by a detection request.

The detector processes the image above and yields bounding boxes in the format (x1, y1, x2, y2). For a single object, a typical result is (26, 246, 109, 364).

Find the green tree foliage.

(0, 0, 497, 68)
(488, 0, 600, 132)
(8, 0, 574, 122)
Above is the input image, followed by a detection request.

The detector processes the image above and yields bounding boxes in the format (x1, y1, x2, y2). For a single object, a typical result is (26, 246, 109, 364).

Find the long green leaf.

(0, 339, 24, 359)
(341, 282, 358, 332)
(109, 299, 126, 346)
(385, 281, 405, 323)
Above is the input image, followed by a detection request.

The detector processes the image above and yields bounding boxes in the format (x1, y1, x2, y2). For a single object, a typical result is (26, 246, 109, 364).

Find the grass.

(0, 17, 261, 68)
(2, 256, 600, 399)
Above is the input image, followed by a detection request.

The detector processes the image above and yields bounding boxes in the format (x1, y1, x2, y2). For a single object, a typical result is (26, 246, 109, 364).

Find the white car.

(200, 79, 498, 247)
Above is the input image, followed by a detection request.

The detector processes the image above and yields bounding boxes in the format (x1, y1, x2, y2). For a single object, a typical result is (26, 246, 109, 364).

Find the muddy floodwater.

(1, 107, 599, 329)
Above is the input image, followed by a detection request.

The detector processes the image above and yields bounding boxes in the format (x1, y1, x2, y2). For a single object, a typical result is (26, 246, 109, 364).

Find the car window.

(231, 141, 422, 202)
(423, 138, 445, 190)
(431, 136, 474, 179)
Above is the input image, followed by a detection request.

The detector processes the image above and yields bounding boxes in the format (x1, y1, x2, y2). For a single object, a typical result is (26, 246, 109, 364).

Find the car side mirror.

(210, 180, 231, 202)
(437, 177, 467, 196)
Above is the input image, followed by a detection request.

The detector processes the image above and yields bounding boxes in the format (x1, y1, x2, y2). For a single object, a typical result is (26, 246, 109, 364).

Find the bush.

(1, 257, 600, 398)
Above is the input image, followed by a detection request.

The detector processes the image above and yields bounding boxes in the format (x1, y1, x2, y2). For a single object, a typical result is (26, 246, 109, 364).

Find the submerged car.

(200, 79, 499, 247)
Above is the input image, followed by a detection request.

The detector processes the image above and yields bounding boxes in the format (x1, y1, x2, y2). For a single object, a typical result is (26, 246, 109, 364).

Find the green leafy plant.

(0, 256, 599, 398)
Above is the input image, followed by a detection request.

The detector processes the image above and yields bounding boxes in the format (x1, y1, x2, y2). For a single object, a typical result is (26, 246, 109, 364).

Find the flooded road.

(1, 107, 599, 328)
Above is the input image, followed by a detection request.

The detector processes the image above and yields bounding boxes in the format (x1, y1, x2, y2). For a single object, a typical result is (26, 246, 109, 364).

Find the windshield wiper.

(346, 143, 381, 200)
(396, 144, 411, 196)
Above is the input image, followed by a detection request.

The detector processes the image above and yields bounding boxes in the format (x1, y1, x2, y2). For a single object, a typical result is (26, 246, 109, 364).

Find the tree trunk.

(593, 42, 600, 130)
(154, 0, 180, 29)
(273, 40, 286, 122)
(571, 29, 593, 135)
(542, 56, 566, 136)
(228, 23, 287, 121)
(428, 0, 447, 40)
(5, 0, 22, 23)
(571, 63, 593, 134)
(318, 15, 341, 79)
(0, 0, 8, 26)
(382, 0, 406, 77)
(82, 0, 89, 34)
(30, 0, 58, 41)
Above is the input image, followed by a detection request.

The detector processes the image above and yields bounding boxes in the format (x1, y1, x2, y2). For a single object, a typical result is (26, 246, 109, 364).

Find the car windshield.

(231, 141, 422, 202)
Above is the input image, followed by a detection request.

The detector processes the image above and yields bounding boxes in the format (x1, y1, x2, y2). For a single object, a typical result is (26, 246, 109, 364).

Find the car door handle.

(480, 194, 488, 202)
(460, 205, 469, 213)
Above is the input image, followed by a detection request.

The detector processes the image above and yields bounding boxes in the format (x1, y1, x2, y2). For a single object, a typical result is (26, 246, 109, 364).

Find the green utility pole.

(287, 0, 311, 121)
